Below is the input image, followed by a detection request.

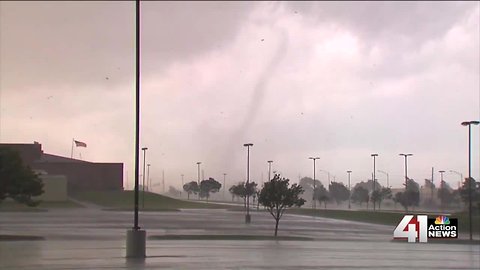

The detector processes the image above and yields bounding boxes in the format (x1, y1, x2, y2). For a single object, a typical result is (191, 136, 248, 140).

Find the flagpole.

(71, 138, 74, 158)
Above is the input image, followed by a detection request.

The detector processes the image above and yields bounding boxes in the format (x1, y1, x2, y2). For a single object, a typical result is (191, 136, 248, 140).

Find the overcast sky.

(1, 1, 479, 191)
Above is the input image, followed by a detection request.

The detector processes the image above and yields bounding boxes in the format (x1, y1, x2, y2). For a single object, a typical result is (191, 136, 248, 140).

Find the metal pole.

(371, 154, 378, 211)
(196, 162, 201, 184)
(468, 124, 472, 241)
(461, 121, 479, 240)
(142, 148, 147, 208)
(267, 161, 273, 182)
(133, 0, 141, 230)
(244, 143, 253, 223)
(347, 170, 352, 209)
(147, 164, 150, 191)
(223, 173, 226, 200)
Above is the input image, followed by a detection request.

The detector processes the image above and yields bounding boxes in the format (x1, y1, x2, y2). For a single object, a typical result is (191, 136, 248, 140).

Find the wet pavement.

(0, 208, 479, 269)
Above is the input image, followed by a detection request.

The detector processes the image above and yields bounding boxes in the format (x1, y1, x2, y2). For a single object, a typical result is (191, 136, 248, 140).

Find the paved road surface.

(0, 208, 478, 269)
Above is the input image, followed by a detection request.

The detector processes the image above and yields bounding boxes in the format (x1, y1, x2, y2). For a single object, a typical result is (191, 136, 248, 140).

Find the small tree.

(351, 186, 369, 208)
(314, 185, 329, 209)
(199, 178, 222, 202)
(0, 147, 44, 206)
(229, 182, 257, 209)
(328, 182, 349, 205)
(458, 177, 480, 212)
(183, 181, 199, 200)
(371, 187, 392, 209)
(259, 174, 305, 236)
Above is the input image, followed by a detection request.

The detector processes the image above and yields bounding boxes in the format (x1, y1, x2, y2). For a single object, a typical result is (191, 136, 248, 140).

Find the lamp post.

(309, 157, 320, 209)
(461, 120, 479, 241)
(223, 173, 227, 200)
(141, 147, 148, 208)
(371, 154, 378, 211)
(267, 160, 273, 181)
(244, 143, 253, 224)
(377, 170, 389, 188)
(439, 170, 445, 211)
(147, 164, 150, 191)
(181, 174, 184, 198)
(347, 170, 352, 209)
(196, 162, 201, 184)
(127, 0, 146, 258)
(399, 154, 413, 190)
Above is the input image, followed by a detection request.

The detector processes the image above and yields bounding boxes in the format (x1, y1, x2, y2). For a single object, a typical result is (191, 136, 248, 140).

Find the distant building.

(0, 142, 123, 194)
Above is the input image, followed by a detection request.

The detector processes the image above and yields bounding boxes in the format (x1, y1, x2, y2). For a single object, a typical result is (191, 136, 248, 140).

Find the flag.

(74, 140, 87, 147)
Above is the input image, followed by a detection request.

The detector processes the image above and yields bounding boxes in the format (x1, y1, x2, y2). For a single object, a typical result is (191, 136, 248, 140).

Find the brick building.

(0, 142, 123, 194)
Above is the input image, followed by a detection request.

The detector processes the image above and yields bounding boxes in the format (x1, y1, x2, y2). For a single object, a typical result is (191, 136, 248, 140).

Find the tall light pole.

(267, 160, 273, 181)
(181, 174, 184, 198)
(377, 170, 389, 188)
(196, 162, 201, 184)
(244, 143, 253, 224)
(371, 154, 378, 211)
(399, 154, 413, 190)
(461, 120, 479, 241)
(309, 157, 320, 209)
(347, 170, 352, 209)
(127, 0, 145, 258)
(223, 173, 227, 200)
(439, 170, 445, 211)
(141, 147, 148, 208)
(146, 164, 150, 191)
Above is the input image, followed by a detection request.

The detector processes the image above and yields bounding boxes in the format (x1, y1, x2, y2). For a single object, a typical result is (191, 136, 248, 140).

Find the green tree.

(199, 178, 222, 201)
(259, 174, 305, 236)
(371, 187, 392, 209)
(0, 147, 44, 206)
(328, 182, 349, 205)
(229, 182, 257, 208)
(182, 181, 199, 200)
(395, 179, 420, 212)
(314, 184, 330, 209)
(351, 186, 369, 208)
(438, 181, 455, 209)
(458, 177, 480, 212)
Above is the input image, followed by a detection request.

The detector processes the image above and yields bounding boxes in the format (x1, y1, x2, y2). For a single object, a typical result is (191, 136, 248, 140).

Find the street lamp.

(126, 1, 146, 258)
(141, 147, 148, 208)
(223, 173, 227, 200)
(267, 160, 273, 182)
(147, 164, 151, 191)
(461, 120, 479, 241)
(196, 162, 201, 184)
(439, 170, 445, 211)
(181, 174, 184, 198)
(309, 157, 320, 209)
(377, 170, 389, 188)
(399, 154, 413, 190)
(371, 154, 378, 211)
(347, 170, 352, 209)
(244, 143, 253, 224)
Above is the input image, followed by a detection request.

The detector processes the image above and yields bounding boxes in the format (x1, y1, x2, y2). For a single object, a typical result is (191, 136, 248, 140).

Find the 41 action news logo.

(393, 215, 458, 243)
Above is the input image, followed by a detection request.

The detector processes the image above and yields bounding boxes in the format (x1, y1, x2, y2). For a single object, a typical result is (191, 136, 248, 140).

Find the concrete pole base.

(126, 229, 146, 258)
(245, 214, 251, 224)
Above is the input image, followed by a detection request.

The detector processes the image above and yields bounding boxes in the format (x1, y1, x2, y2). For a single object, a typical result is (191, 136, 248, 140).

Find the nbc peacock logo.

(434, 216, 450, 225)
(428, 215, 457, 238)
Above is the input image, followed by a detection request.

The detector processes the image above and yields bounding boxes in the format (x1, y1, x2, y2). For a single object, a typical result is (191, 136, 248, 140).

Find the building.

(0, 142, 123, 194)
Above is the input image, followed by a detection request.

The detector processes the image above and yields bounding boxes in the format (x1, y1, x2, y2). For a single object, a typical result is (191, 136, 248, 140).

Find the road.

(0, 208, 478, 269)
